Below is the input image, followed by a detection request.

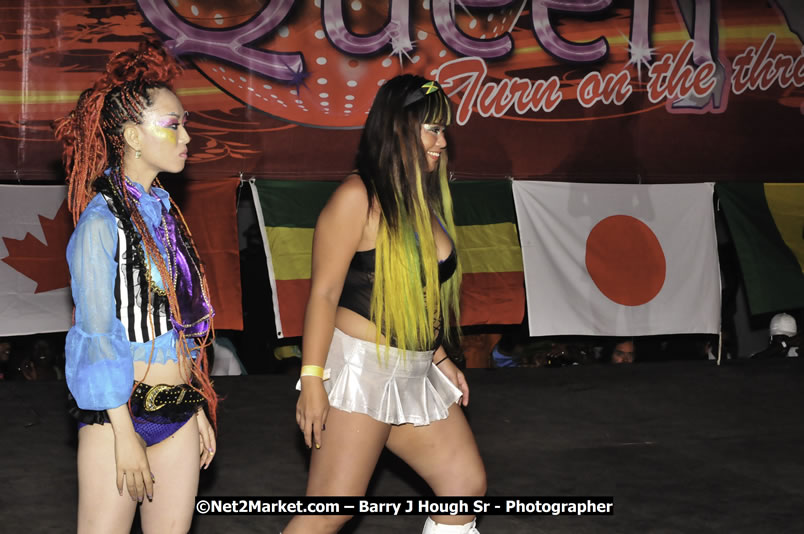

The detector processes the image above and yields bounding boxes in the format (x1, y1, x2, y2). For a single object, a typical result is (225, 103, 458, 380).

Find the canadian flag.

(0, 185, 73, 336)
(512, 181, 720, 336)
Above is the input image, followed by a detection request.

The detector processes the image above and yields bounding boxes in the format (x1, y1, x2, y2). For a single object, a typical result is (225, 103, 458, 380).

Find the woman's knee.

(464, 466, 487, 496)
(440, 464, 487, 497)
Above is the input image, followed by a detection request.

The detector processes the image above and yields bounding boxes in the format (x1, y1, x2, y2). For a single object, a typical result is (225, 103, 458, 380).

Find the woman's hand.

(296, 377, 330, 449)
(197, 408, 217, 470)
(436, 357, 470, 407)
(113, 429, 153, 502)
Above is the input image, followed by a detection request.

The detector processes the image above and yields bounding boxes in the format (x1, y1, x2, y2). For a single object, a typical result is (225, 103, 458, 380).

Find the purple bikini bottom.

(69, 383, 202, 447)
(78, 412, 193, 447)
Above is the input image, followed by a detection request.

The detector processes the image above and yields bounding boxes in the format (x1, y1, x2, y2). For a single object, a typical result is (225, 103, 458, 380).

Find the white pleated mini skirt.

(315, 328, 462, 426)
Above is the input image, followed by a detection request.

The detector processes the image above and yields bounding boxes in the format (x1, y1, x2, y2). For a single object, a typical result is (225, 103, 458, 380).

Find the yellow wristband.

(300, 365, 324, 379)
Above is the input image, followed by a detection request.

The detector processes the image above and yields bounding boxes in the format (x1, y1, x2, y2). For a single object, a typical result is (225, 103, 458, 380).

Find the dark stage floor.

(2, 359, 802, 533)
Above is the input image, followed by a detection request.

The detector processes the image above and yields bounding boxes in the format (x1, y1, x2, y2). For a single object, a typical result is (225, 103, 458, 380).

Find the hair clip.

(403, 80, 442, 107)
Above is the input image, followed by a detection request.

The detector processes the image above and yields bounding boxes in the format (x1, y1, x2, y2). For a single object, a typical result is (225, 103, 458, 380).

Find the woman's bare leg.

(283, 407, 391, 534)
(139, 415, 200, 534)
(386, 404, 486, 527)
(77, 424, 138, 534)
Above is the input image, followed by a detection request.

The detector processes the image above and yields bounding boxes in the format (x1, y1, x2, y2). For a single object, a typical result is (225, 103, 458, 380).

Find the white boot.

(421, 516, 479, 533)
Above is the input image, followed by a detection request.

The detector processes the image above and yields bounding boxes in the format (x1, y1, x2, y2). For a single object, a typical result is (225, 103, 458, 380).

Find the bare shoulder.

(321, 173, 369, 222)
(312, 174, 369, 269)
(333, 174, 368, 208)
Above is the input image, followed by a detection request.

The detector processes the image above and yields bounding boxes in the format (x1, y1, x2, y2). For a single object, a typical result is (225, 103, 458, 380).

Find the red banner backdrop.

(0, 0, 802, 184)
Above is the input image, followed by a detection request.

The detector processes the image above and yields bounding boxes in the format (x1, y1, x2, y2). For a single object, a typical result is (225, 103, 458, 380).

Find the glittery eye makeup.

(149, 114, 182, 144)
(155, 117, 179, 129)
(423, 124, 445, 136)
(157, 111, 189, 128)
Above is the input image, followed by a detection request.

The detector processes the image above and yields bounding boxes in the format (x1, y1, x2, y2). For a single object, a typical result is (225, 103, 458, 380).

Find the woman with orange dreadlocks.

(54, 40, 217, 533)
(284, 75, 486, 534)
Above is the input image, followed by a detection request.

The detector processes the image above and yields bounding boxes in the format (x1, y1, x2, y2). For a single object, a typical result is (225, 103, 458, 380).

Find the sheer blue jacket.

(65, 182, 181, 411)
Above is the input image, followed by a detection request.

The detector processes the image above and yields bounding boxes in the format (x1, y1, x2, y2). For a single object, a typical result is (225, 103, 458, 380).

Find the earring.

(135, 149, 141, 159)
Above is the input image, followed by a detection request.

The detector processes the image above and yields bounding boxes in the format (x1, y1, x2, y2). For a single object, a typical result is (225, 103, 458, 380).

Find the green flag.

(716, 183, 804, 316)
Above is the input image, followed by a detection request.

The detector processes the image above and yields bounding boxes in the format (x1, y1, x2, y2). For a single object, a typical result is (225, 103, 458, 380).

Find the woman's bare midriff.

(133, 359, 191, 386)
(335, 307, 386, 344)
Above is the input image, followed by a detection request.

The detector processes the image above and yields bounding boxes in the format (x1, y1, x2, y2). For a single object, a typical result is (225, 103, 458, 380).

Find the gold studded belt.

(131, 383, 205, 412)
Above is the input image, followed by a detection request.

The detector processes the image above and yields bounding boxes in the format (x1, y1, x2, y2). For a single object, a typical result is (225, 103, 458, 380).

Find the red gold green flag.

(251, 180, 524, 338)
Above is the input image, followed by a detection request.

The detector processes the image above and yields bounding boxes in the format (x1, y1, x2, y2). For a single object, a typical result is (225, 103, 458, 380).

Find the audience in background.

(3, 316, 796, 377)
(1, 333, 65, 381)
(752, 312, 800, 359)
(609, 339, 635, 364)
(489, 331, 728, 367)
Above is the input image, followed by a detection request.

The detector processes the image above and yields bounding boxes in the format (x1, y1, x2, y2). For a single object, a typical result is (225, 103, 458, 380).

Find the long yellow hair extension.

(365, 77, 461, 357)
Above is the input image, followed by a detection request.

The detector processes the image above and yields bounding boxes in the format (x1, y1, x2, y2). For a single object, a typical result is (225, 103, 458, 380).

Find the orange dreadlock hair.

(53, 40, 219, 428)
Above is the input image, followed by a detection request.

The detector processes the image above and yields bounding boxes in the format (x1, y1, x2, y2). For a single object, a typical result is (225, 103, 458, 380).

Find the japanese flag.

(512, 181, 720, 336)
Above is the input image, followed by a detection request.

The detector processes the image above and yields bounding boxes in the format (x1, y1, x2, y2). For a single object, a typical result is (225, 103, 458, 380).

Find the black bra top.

(338, 246, 457, 349)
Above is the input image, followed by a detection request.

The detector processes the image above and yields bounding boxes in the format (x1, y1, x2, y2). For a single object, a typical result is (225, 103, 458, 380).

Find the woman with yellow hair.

(284, 75, 486, 534)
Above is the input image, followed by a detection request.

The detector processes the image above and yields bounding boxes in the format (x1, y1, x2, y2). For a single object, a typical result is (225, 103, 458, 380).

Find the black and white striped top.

(111, 210, 173, 343)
